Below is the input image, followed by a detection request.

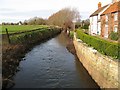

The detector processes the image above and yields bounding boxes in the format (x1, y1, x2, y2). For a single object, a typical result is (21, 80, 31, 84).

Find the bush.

(70, 31, 74, 38)
(10, 27, 61, 44)
(109, 31, 119, 41)
(76, 30, 119, 59)
(81, 25, 89, 29)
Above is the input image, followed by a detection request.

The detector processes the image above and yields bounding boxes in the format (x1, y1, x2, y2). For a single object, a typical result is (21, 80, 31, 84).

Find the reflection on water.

(12, 32, 100, 88)
(55, 32, 69, 46)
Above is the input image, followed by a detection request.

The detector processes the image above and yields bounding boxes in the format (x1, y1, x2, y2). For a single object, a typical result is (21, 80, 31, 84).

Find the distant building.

(18, 21, 22, 25)
(89, 2, 110, 35)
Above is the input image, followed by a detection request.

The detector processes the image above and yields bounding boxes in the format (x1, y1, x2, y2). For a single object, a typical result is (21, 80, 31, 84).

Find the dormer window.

(114, 12, 118, 21)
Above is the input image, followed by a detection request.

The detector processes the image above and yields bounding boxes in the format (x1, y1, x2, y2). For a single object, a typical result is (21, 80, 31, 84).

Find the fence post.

(6, 28, 11, 44)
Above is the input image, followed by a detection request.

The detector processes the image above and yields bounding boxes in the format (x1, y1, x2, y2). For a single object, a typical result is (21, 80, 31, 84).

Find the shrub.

(70, 31, 74, 38)
(109, 31, 118, 41)
(76, 30, 119, 59)
(81, 25, 89, 29)
(10, 27, 61, 44)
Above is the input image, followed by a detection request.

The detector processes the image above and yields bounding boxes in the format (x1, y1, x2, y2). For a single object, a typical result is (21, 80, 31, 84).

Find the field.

(0, 25, 48, 34)
(1, 25, 50, 45)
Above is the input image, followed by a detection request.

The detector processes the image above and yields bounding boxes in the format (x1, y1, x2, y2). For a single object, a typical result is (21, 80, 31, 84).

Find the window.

(114, 26, 118, 32)
(114, 12, 118, 21)
(106, 15, 108, 22)
(105, 25, 108, 38)
(105, 25, 108, 30)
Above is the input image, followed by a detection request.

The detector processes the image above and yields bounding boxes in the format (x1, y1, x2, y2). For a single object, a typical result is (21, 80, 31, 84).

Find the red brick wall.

(101, 15, 105, 37)
(101, 12, 118, 38)
(108, 13, 114, 35)
(119, 12, 120, 42)
(118, 2, 120, 40)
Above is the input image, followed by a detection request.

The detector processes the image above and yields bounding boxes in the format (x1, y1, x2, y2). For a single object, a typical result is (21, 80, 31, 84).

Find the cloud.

(80, 12, 91, 20)
(0, 10, 56, 17)
(0, 0, 111, 23)
(0, 8, 15, 11)
(0, 10, 57, 23)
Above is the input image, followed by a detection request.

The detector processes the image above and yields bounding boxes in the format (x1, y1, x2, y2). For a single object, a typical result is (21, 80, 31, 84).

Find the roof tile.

(90, 5, 108, 17)
(101, 1, 120, 15)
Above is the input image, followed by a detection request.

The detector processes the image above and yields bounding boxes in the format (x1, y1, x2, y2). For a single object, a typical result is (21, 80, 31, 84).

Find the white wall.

(89, 4, 110, 36)
(89, 17, 93, 34)
(98, 22, 101, 35)
(89, 16, 98, 35)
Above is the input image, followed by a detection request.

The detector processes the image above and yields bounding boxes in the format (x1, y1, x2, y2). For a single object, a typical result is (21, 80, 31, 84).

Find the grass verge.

(1, 25, 48, 34)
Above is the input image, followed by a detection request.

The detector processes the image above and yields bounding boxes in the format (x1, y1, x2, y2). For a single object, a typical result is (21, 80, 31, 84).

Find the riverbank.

(2, 26, 61, 88)
(73, 32, 120, 89)
(9, 32, 100, 88)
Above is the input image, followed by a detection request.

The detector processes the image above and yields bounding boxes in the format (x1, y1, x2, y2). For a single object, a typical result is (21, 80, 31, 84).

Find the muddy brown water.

(12, 32, 100, 88)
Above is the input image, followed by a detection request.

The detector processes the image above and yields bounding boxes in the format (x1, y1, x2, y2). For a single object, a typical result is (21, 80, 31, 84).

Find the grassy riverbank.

(2, 26, 61, 88)
(1, 25, 49, 45)
(1, 25, 48, 34)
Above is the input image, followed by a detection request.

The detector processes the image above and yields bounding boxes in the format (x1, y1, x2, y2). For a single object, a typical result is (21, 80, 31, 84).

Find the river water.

(12, 32, 100, 88)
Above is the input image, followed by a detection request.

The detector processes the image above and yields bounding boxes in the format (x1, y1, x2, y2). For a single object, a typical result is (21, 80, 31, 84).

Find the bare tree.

(48, 7, 81, 31)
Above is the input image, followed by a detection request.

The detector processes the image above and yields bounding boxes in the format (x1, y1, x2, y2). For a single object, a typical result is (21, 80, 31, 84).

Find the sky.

(0, 0, 112, 23)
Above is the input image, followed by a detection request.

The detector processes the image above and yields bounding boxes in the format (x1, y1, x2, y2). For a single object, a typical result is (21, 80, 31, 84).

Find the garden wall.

(73, 33, 120, 89)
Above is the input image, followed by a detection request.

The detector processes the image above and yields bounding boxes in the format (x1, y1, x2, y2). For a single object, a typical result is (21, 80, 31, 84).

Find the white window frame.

(114, 25, 118, 32)
(106, 15, 108, 22)
(114, 12, 118, 21)
(105, 25, 108, 38)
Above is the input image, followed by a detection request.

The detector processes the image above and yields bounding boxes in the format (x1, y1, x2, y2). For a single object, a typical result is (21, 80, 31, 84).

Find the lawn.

(0, 25, 48, 34)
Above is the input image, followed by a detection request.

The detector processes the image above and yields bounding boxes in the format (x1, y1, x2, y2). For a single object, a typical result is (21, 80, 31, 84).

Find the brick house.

(89, 2, 110, 35)
(100, 0, 120, 38)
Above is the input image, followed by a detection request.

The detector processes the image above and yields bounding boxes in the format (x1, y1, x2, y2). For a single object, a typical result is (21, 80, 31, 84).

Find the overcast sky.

(0, 0, 112, 23)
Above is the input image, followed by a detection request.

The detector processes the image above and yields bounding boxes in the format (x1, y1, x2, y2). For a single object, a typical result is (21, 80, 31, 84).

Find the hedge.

(10, 27, 61, 44)
(109, 31, 119, 41)
(76, 30, 119, 59)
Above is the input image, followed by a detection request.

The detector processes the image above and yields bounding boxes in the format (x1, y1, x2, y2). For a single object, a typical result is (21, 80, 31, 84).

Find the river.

(12, 32, 100, 88)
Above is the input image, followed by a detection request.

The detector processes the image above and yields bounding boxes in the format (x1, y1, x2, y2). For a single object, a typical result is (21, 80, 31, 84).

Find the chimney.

(112, 0, 119, 3)
(98, 2, 102, 9)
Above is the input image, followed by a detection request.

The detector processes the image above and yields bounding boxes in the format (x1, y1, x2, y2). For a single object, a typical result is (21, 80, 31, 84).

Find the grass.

(0, 25, 49, 34)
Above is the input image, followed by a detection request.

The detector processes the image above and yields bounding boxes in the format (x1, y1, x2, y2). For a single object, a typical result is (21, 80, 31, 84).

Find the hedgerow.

(10, 27, 61, 44)
(76, 30, 119, 59)
(109, 31, 119, 41)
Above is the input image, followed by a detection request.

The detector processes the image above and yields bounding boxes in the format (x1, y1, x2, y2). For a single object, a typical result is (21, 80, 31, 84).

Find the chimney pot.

(112, 0, 119, 3)
(98, 2, 102, 9)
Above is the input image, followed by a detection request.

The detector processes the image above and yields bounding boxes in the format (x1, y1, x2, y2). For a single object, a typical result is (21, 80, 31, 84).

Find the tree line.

(2, 8, 90, 30)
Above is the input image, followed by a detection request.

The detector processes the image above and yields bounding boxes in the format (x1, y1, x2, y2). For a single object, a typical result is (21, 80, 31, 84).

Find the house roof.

(101, 1, 120, 15)
(90, 5, 109, 17)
